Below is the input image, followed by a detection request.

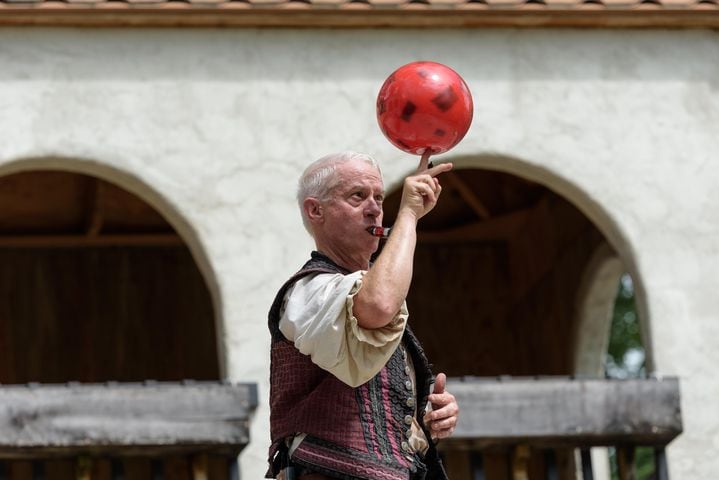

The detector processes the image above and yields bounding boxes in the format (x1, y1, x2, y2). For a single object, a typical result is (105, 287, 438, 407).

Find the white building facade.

(0, 14, 718, 479)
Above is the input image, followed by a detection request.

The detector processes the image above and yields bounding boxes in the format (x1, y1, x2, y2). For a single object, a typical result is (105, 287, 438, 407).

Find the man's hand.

(423, 373, 459, 441)
(397, 153, 453, 223)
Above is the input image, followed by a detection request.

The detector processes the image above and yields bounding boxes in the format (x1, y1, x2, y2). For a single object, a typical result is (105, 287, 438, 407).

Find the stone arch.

(572, 242, 625, 376)
(0, 155, 226, 379)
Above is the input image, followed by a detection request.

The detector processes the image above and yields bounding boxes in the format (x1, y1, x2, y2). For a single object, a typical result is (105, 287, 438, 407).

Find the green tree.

(606, 274, 653, 480)
(605, 274, 645, 379)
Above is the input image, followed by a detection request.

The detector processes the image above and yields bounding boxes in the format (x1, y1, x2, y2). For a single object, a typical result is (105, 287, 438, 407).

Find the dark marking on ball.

(416, 68, 429, 79)
(395, 138, 411, 150)
(401, 101, 416, 122)
(432, 86, 458, 112)
(434, 128, 446, 137)
(377, 97, 386, 115)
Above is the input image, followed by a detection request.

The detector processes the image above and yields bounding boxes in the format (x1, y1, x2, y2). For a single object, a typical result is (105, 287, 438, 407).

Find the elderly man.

(267, 151, 459, 480)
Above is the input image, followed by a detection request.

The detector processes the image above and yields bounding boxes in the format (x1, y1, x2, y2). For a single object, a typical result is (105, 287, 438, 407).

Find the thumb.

(432, 373, 446, 395)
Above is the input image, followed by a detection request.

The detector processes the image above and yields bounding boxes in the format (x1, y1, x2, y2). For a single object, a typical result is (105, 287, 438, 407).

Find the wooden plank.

(441, 450, 471, 480)
(164, 457, 190, 480)
(9, 461, 32, 480)
(91, 459, 112, 480)
(616, 447, 636, 480)
(86, 179, 105, 237)
(417, 206, 531, 244)
(444, 377, 682, 448)
(206, 457, 229, 480)
(45, 459, 74, 480)
(469, 451, 485, 480)
(124, 459, 150, 480)
(443, 172, 491, 220)
(511, 445, 530, 480)
(0, 383, 257, 458)
(654, 447, 669, 480)
(483, 450, 510, 480)
(526, 448, 545, 480)
(579, 449, 594, 480)
(190, 456, 208, 480)
(555, 449, 575, 480)
(0, 234, 183, 248)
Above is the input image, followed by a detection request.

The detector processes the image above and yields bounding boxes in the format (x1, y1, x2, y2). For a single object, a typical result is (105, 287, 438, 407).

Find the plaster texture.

(0, 28, 717, 479)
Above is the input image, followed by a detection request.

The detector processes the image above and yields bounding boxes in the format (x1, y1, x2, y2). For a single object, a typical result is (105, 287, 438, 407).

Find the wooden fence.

(0, 382, 257, 480)
(441, 376, 682, 480)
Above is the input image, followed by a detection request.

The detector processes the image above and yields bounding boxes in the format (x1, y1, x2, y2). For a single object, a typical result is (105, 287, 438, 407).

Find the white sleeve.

(279, 271, 407, 387)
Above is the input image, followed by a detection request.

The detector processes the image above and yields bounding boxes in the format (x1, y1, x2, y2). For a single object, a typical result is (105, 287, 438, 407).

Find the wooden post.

(654, 447, 669, 480)
(616, 447, 636, 480)
(76, 457, 92, 480)
(191, 456, 208, 480)
(511, 445, 530, 480)
(469, 451, 485, 480)
(580, 449, 594, 480)
(91, 459, 112, 480)
(442, 450, 471, 480)
(227, 459, 238, 480)
(544, 450, 558, 480)
(527, 448, 546, 480)
(483, 449, 510, 480)
(110, 459, 124, 480)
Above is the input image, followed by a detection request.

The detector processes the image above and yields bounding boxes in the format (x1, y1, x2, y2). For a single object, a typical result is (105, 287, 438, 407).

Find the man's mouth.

(366, 226, 391, 238)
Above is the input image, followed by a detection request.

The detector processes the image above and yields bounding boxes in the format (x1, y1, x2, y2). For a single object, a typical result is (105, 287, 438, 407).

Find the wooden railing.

(441, 376, 682, 480)
(0, 382, 257, 480)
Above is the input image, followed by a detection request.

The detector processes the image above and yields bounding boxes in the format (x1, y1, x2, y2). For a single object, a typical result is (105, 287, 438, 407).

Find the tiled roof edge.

(0, 4, 718, 28)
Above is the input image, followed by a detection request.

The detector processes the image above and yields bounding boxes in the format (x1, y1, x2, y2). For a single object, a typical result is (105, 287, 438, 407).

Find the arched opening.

(383, 166, 617, 377)
(381, 158, 667, 480)
(0, 165, 255, 480)
(0, 169, 220, 383)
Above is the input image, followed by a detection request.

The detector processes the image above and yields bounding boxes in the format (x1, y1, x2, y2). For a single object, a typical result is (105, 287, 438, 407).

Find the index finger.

(417, 149, 432, 172)
(424, 161, 453, 178)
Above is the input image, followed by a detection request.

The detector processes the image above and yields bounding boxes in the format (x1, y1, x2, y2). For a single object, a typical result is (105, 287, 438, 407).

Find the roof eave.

(1, 6, 718, 28)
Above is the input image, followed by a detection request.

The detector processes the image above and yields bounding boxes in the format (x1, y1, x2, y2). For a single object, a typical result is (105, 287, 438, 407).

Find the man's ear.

(304, 198, 323, 223)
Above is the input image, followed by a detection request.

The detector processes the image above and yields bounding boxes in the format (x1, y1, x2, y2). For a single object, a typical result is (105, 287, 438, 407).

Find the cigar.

(367, 226, 391, 238)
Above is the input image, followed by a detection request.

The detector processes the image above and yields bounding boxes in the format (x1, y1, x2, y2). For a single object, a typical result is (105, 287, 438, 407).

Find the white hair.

(297, 151, 381, 234)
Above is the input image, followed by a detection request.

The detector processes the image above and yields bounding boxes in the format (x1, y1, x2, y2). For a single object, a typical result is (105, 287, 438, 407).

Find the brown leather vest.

(266, 252, 448, 480)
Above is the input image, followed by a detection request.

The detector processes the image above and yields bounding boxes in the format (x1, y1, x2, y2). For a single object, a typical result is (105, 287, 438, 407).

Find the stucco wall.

(0, 28, 717, 478)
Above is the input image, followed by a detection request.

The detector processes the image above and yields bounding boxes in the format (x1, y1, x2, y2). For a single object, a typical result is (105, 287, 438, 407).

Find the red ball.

(377, 61, 473, 155)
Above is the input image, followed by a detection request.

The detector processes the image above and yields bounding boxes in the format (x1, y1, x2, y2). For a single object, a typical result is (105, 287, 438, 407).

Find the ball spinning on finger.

(377, 61, 474, 156)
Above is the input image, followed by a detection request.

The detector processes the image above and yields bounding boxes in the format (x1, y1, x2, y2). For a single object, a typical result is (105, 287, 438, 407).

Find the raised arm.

(352, 156, 453, 329)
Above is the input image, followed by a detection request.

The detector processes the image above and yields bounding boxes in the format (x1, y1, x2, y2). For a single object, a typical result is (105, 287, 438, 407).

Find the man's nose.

(365, 198, 382, 216)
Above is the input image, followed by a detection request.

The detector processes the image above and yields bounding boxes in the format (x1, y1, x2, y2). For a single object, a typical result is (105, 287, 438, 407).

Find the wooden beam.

(444, 377, 682, 448)
(443, 171, 491, 221)
(86, 179, 105, 238)
(0, 234, 183, 248)
(417, 204, 533, 244)
(0, 382, 258, 458)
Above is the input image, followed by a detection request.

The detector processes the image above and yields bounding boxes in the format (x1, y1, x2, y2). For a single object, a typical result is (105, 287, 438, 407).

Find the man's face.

(320, 160, 384, 258)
